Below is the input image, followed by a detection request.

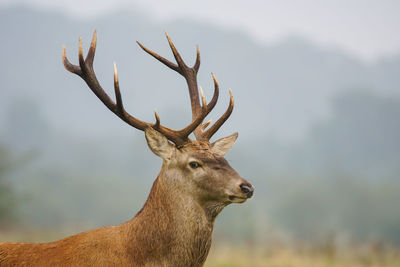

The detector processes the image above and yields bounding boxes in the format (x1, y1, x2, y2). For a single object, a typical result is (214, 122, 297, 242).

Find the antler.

(137, 31, 234, 141)
(62, 30, 233, 145)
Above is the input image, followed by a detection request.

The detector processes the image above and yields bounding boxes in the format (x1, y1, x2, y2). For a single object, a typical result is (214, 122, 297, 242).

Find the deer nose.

(240, 183, 254, 198)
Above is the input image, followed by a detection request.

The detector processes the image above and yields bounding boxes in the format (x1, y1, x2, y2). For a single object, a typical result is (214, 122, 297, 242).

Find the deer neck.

(122, 165, 225, 265)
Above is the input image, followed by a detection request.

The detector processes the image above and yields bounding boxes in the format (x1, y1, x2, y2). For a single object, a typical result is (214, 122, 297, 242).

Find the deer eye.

(189, 161, 201, 169)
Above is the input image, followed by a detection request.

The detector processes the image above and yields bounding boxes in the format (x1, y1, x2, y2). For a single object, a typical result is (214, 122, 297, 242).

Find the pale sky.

(1, 0, 400, 61)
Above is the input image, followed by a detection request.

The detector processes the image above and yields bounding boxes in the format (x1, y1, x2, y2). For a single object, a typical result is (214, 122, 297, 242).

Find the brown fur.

(0, 141, 252, 266)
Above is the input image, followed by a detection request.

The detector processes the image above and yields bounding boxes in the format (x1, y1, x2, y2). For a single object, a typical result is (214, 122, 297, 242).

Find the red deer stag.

(0, 30, 254, 266)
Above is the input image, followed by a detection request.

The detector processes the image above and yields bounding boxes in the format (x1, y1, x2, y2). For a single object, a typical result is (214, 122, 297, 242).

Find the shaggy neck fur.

(121, 165, 227, 266)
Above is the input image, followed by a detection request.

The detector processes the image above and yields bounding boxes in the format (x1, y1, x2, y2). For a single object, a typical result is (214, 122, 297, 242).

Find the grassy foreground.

(1, 229, 400, 266)
(205, 243, 400, 267)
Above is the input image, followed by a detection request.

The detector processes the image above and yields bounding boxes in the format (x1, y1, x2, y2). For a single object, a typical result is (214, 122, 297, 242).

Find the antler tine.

(193, 73, 219, 139)
(201, 120, 212, 131)
(113, 62, 124, 114)
(78, 37, 85, 70)
(153, 110, 160, 129)
(62, 46, 81, 75)
(201, 89, 234, 141)
(206, 73, 220, 114)
(193, 45, 200, 73)
(200, 87, 207, 107)
(136, 40, 180, 74)
(85, 30, 97, 66)
(164, 31, 188, 70)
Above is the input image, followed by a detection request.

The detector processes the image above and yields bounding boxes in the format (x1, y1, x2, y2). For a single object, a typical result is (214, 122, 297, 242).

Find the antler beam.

(62, 30, 234, 144)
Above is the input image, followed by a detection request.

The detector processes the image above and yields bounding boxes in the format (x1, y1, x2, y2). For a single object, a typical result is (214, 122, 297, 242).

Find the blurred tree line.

(1, 90, 400, 245)
(255, 90, 400, 244)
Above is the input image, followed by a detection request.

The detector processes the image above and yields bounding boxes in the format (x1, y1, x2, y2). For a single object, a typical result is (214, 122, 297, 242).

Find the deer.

(0, 30, 254, 266)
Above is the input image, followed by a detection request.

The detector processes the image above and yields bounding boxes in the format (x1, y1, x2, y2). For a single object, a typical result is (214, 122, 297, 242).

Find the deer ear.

(145, 127, 174, 160)
(211, 132, 238, 156)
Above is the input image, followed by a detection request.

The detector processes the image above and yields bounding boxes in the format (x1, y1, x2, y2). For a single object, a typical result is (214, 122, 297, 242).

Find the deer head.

(62, 30, 253, 218)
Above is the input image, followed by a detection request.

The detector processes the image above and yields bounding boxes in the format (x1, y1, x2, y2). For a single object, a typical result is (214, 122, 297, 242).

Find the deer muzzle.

(228, 179, 254, 203)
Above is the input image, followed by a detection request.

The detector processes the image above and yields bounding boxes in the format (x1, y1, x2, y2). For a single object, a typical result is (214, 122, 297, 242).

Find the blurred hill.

(1, 6, 400, 245)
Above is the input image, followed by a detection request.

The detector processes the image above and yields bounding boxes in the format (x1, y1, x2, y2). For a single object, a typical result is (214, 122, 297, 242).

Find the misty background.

(1, 1, 400, 248)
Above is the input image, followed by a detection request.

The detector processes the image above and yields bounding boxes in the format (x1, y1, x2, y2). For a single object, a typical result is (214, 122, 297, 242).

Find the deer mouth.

(227, 182, 254, 203)
(228, 195, 248, 203)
